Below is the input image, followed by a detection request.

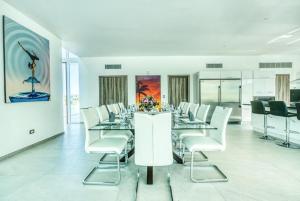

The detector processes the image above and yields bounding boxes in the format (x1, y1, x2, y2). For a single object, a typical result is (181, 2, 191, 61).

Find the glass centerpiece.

(139, 96, 158, 112)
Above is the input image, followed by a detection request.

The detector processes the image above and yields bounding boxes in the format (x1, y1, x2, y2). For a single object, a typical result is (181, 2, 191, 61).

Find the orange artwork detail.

(136, 75, 161, 108)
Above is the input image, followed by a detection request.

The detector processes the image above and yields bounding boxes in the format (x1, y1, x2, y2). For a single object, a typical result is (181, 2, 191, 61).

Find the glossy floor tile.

(1, 124, 300, 201)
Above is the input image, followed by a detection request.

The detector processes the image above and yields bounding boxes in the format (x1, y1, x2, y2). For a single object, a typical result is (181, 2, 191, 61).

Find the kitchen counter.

(251, 113, 300, 145)
(242, 103, 297, 110)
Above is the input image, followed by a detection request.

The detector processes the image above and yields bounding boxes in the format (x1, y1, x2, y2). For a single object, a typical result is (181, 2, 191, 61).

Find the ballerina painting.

(3, 16, 50, 103)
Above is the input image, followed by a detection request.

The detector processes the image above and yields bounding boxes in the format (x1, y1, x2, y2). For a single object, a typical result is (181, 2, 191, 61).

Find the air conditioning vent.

(259, 62, 292, 68)
(105, 64, 122, 69)
(206, 63, 223, 68)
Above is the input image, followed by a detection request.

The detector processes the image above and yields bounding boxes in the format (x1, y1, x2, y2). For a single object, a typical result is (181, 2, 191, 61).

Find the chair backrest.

(118, 102, 125, 111)
(196, 104, 210, 122)
(268, 101, 288, 117)
(251, 100, 266, 114)
(182, 102, 191, 114)
(296, 103, 300, 120)
(189, 103, 199, 117)
(81, 108, 100, 153)
(113, 103, 121, 114)
(107, 104, 117, 114)
(135, 112, 173, 166)
(178, 102, 185, 110)
(95, 105, 109, 122)
(209, 106, 232, 150)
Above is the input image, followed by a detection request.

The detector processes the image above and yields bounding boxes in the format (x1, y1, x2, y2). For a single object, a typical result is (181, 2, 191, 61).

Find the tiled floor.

(1, 124, 300, 201)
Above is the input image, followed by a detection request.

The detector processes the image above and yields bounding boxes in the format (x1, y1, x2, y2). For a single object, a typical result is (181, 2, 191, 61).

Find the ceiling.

(5, 0, 300, 57)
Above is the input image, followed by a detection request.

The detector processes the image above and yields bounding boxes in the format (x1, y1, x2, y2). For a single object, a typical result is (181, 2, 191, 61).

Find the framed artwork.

(135, 75, 161, 108)
(3, 16, 50, 103)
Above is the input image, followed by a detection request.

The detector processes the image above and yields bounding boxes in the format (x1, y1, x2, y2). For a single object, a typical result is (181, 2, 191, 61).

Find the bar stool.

(251, 100, 270, 140)
(268, 101, 299, 149)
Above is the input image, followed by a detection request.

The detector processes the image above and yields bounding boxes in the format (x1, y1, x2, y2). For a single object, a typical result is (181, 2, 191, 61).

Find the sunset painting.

(136, 75, 161, 108)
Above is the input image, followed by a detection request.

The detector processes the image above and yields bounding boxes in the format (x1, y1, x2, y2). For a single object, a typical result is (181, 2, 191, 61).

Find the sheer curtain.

(99, 76, 128, 106)
(168, 75, 190, 107)
(275, 74, 290, 103)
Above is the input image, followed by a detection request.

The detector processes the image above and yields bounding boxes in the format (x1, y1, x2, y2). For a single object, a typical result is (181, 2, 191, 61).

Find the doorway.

(62, 62, 80, 124)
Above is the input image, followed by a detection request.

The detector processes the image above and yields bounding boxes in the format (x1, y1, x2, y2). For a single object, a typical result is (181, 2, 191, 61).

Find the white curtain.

(275, 74, 290, 103)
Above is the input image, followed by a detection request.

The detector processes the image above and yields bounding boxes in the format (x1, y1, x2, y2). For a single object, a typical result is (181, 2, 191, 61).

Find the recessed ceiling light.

(287, 38, 300, 45)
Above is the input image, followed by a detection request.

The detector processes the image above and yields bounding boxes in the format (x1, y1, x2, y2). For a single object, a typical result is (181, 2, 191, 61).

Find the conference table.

(89, 112, 216, 184)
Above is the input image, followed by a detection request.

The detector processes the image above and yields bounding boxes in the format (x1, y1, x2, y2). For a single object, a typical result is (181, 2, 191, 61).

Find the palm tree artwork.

(135, 75, 161, 108)
(136, 80, 149, 102)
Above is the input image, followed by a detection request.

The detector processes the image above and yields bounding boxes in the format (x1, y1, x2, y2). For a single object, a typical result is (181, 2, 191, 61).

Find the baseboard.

(0, 132, 64, 161)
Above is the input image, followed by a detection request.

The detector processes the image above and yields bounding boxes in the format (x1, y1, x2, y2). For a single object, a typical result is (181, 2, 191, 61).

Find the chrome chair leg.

(277, 117, 300, 149)
(83, 153, 121, 185)
(135, 168, 140, 201)
(181, 143, 208, 165)
(99, 146, 128, 167)
(260, 114, 271, 140)
(190, 151, 228, 183)
(167, 167, 174, 201)
(179, 139, 183, 157)
(183, 151, 208, 166)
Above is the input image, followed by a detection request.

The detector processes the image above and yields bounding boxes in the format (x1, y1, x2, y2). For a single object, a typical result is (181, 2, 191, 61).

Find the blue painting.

(3, 16, 50, 103)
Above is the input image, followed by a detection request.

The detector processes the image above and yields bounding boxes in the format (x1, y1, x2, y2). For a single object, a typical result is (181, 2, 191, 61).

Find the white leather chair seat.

(102, 130, 133, 141)
(87, 138, 127, 154)
(177, 130, 206, 140)
(183, 136, 224, 152)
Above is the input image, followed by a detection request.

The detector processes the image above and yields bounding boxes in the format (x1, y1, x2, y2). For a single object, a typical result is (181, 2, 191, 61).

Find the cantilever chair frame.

(180, 143, 228, 183)
(81, 108, 129, 186)
(83, 149, 128, 185)
(190, 150, 228, 183)
(135, 167, 174, 201)
(182, 106, 232, 183)
(175, 104, 211, 163)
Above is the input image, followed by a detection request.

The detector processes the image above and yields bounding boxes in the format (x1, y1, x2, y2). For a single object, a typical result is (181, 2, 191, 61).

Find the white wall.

(0, 0, 64, 157)
(79, 55, 300, 107)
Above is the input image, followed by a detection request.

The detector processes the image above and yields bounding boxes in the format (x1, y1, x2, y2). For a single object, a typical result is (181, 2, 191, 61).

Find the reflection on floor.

(1, 124, 300, 201)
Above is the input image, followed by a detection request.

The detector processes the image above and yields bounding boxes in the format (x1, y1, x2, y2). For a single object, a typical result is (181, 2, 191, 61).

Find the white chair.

(178, 102, 185, 110)
(135, 112, 173, 186)
(81, 108, 128, 185)
(196, 104, 210, 122)
(113, 103, 121, 115)
(183, 106, 232, 183)
(182, 102, 191, 115)
(118, 102, 126, 111)
(189, 103, 199, 117)
(107, 104, 117, 114)
(96, 105, 109, 122)
(174, 104, 210, 158)
(95, 106, 133, 145)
